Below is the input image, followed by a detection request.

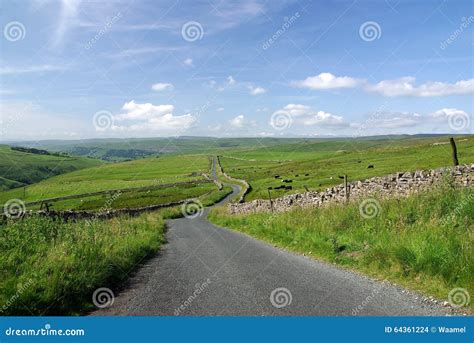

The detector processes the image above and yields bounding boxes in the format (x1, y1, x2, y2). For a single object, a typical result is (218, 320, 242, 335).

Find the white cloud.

(230, 114, 246, 128)
(291, 72, 361, 90)
(366, 77, 474, 97)
(430, 108, 468, 120)
(0, 64, 66, 75)
(273, 104, 347, 127)
(184, 58, 194, 66)
(292, 73, 474, 97)
(249, 85, 266, 95)
(229, 114, 256, 129)
(227, 76, 236, 85)
(216, 107, 225, 112)
(151, 83, 174, 92)
(114, 101, 196, 133)
(351, 111, 423, 130)
(104, 46, 183, 59)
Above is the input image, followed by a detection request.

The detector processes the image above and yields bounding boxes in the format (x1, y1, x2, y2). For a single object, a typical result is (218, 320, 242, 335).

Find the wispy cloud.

(366, 77, 474, 97)
(151, 83, 174, 92)
(291, 73, 361, 90)
(0, 64, 67, 75)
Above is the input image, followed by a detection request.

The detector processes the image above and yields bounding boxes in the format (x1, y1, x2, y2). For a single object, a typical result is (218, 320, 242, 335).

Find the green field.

(0, 145, 103, 191)
(209, 182, 474, 309)
(217, 135, 474, 201)
(0, 154, 210, 208)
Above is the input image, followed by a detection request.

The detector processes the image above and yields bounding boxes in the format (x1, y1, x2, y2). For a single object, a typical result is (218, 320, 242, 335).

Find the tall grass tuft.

(0, 213, 165, 315)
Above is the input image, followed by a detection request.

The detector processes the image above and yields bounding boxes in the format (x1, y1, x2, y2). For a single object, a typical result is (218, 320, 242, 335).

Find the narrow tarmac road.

(94, 160, 448, 316)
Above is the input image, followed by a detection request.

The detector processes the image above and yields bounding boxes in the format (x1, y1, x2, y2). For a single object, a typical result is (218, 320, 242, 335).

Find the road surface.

(94, 160, 448, 316)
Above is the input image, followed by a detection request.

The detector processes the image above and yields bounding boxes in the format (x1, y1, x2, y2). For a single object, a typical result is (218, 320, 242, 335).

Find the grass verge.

(0, 212, 165, 315)
(209, 183, 473, 309)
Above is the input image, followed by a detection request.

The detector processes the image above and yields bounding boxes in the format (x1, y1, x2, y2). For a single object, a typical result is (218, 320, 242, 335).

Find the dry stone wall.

(228, 164, 474, 215)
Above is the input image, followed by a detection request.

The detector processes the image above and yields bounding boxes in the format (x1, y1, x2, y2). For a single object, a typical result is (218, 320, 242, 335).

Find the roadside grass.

(0, 212, 166, 315)
(209, 183, 474, 309)
(219, 135, 474, 201)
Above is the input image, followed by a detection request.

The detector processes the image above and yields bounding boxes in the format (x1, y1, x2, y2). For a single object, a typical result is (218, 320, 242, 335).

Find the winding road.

(94, 159, 448, 316)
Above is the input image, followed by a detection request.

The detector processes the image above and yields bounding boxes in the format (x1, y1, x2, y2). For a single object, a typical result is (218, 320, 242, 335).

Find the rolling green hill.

(0, 153, 211, 209)
(0, 145, 103, 191)
(217, 135, 474, 201)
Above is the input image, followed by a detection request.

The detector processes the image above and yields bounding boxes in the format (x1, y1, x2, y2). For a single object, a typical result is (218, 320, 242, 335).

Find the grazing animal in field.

(367, 164, 374, 169)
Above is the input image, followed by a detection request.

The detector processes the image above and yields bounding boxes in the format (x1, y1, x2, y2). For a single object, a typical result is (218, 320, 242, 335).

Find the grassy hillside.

(0, 145, 103, 191)
(218, 135, 474, 201)
(209, 182, 474, 309)
(0, 154, 210, 207)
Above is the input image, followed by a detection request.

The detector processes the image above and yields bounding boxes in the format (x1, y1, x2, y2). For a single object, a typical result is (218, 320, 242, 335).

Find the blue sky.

(0, 0, 472, 140)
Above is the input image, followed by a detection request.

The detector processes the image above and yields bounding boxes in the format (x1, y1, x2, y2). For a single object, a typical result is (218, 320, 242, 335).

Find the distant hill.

(7, 134, 467, 162)
(0, 145, 103, 191)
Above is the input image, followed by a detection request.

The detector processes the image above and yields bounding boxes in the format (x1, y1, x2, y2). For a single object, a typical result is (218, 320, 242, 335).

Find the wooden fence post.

(450, 137, 459, 166)
(267, 188, 274, 213)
